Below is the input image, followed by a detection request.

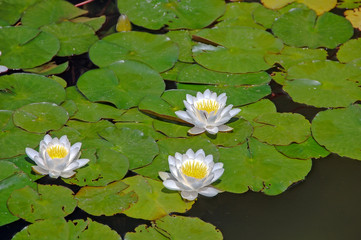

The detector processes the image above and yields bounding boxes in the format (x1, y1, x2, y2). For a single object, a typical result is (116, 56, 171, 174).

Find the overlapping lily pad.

(41, 21, 98, 57)
(0, 26, 60, 69)
(121, 175, 194, 220)
(238, 99, 277, 126)
(70, 16, 106, 31)
(13, 102, 69, 133)
(24, 61, 69, 76)
(77, 61, 165, 109)
(117, 0, 226, 30)
(0, 73, 65, 110)
(252, 3, 280, 28)
(283, 60, 361, 108)
(166, 31, 193, 63)
(193, 26, 283, 73)
(12, 218, 121, 240)
(7, 184, 77, 223)
(272, 8, 353, 48)
(76, 181, 137, 216)
(215, 138, 312, 195)
(2, 155, 43, 181)
(0, 161, 36, 226)
(311, 104, 361, 161)
(253, 112, 311, 145)
(0, 0, 41, 25)
(89, 31, 178, 72)
(21, 0, 87, 28)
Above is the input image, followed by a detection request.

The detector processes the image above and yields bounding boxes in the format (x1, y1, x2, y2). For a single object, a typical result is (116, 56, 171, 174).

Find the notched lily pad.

(76, 181, 137, 216)
(7, 184, 77, 223)
(24, 61, 69, 76)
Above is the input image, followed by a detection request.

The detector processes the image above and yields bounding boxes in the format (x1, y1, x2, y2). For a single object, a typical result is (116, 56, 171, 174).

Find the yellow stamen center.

(181, 160, 208, 179)
(46, 145, 68, 159)
(195, 99, 220, 114)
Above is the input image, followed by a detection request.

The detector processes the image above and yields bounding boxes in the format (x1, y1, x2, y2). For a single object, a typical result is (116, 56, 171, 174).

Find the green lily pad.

(13, 102, 69, 133)
(75, 181, 137, 216)
(337, 38, 361, 64)
(253, 112, 310, 145)
(12, 218, 121, 240)
(0, 0, 40, 25)
(124, 224, 168, 240)
(152, 119, 190, 138)
(24, 61, 69, 76)
(99, 127, 158, 169)
(275, 136, 330, 160)
(0, 161, 36, 226)
(121, 175, 194, 220)
(77, 61, 165, 109)
(238, 99, 277, 126)
(0, 110, 43, 159)
(8, 184, 77, 223)
(311, 104, 361, 161)
(41, 21, 98, 57)
(0, 73, 65, 110)
(166, 31, 193, 63)
(21, 0, 87, 28)
(0, 26, 60, 69)
(192, 26, 283, 73)
(4, 155, 44, 181)
(70, 16, 106, 31)
(283, 60, 361, 108)
(64, 87, 125, 122)
(215, 138, 312, 195)
(117, 0, 225, 30)
(134, 137, 219, 179)
(337, 0, 361, 8)
(252, 4, 280, 28)
(177, 64, 272, 106)
(89, 31, 178, 72)
(216, 2, 265, 29)
(265, 46, 327, 70)
(272, 8, 353, 48)
(64, 148, 129, 187)
(161, 62, 192, 81)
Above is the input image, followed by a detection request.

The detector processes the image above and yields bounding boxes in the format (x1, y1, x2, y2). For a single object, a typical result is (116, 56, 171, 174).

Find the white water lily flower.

(25, 135, 89, 178)
(175, 89, 241, 135)
(159, 149, 224, 201)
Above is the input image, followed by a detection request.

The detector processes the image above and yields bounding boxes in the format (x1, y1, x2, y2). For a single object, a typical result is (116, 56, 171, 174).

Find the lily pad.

(117, 0, 226, 30)
(238, 99, 277, 126)
(89, 31, 178, 72)
(77, 61, 165, 109)
(134, 137, 219, 179)
(41, 21, 98, 57)
(0, 26, 60, 69)
(64, 87, 125, 122)
(64, 148, 129, 187)
(265, 46, 327, 70)
(70, 16, 106, 31)
(7, 184, 77, 223)
(124, 224, 168, 240)
(272, 8, 353, 48)
(275, 136, 330, 160)
(253, 112, 311, 145)
(166, 31, 193, 63)
(215, 138, 312, 195)
(13, 102, 69, 133)
(121, 175, 194, 220)
(252, 4, 280, 28)
(12, 218, 121, 240)
(0, 110, 43, 159)
(192, 26, 283, 73)
(337, 0, 361, 8)
(2, 155, 43, 181)
(75, 181, 137, 216)
(24, 61, 69, 76)
(283, 60, 361, 108)
(0, 73, 65, 110)
(161, 62, 192, 81)
(99, 127, 159, 169)
(337, 38, 361, 64)
(21, 0, 87, 28)
(0, 0, 40, 25)
(0, 161, 36, 226)
(311, 104, 361, 161)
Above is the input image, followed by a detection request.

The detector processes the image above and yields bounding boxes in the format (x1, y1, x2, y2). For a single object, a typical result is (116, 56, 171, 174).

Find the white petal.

(204, 155, 214, 165)
(0, 65, 8, 73)
(185, 149, 195, 158)
(220, 105, 233, 117)
(159, 171, 172, 181)
(183, 101, 193, 111)
(210, 92, 217, 100)
(59, 135, 70, 148)
(163, 180, 182, 191)
(49, 171, 61, 178)
(213, 162, 224, 171)
(25, 148, 39, 161)
(68, 147, 80, 163)
(70, 142, 81, 152)
(205, 126, 219, 134)
(181, 191, 198, 201)
(175, 152, 182, 160)
(216, 93, 226, 102)
(218, 125, 233, 132)
(168, 156, 176, 166)
(60, 171, 76, 178)
(63, 162, 79, 172)
(43, 135, 53, 144)
(169, 164, 179, 179)
(195, 149, 205, 160)
(204, 89, 211, 98)
(198, 186, 221, 197)
(188, 127, 205, 135)
(32, 166, 49, 175)
(229, 108, 241, 117)
(75, 159, 89, 168)
(175, 111, 192, 123)
(211, 168, 224, 183)
(196, 91, 203, 101)
(33, 155, 46, 168)
(186, 94, 193, 104)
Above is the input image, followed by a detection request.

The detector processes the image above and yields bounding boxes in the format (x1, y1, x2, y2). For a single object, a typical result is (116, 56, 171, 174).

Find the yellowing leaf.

(261, 0, 294, 9)
(345, 7, 361, 30)
(116, 14, 131, 32)
(299, 0, 337, 15)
